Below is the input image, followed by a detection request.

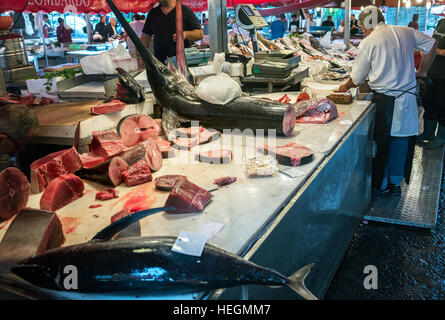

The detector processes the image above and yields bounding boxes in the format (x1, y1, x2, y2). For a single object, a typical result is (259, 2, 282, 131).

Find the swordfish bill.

(105, 0, 296, 138)
(12, 206, 318, 300)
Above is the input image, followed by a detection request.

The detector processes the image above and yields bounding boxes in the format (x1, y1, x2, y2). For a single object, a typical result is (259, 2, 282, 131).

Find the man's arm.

(437, 48, 445, 56)
(335, 77, 358, 92)
(141, 32, 154, 52)
(184, 29, 203, 42)
(416, 39, 437, 78)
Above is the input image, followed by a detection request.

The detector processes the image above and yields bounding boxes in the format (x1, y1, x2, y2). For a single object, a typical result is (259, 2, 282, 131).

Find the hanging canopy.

(0, 0, 373, 14)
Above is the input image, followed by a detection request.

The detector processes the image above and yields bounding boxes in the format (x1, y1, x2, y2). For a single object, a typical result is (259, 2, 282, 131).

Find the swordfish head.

(114, 67, 146, 104)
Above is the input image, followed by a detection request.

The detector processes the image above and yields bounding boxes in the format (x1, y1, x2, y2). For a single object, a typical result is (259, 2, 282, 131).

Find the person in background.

(336, 6, 437, 197)
(418, 18, 445, 147)
(337, 19, 345, 33)
(269, 15, 286, 40)
(350, 14, 360, 35)
(281, 14, 289, 31)
(321, 15, 335, 28)
(127, 14, 145, 58)
(42, 15, 53, 38)
(408, 14, 419, 30)
(305, 13, 316, 32)
(94, 15, 107, 41)
(104, 17, 120, 41)
(201, 13, 206, 25)
(56, 18, 73, 44)
(141, 0, 203, 64)
(289, 14, 299, 33)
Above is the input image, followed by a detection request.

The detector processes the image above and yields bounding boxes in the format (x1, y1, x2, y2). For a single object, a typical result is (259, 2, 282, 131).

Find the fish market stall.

(0, 94, 375, 299)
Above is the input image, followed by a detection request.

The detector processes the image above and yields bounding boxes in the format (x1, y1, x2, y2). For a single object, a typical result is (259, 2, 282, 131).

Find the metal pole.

(344, 0, 351, 49)
(425, 8, 429, 31)
(41, 28, 49, 67)
(84, 14, 93, 44)
(208, 0, 227, 59)
(395, 0, 401, 25)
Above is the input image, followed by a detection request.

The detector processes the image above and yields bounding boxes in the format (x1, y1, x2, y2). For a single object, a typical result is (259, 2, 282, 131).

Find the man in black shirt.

(141, 0, 203, 63)
(321, 15, 335, 28)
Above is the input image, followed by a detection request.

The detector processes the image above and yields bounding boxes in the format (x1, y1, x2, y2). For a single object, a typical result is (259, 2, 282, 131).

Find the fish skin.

(12, 236, 317, 299)
(105, 0, 296, 141)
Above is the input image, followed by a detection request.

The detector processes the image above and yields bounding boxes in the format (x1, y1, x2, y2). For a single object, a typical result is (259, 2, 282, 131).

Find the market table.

(66, 50, 106, 63)
(0, 96, 375, 300)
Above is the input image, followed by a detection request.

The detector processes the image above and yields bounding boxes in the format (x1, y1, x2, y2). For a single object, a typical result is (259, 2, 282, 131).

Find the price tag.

(171, 231, 208, 257)
(279, 167, 305, 178)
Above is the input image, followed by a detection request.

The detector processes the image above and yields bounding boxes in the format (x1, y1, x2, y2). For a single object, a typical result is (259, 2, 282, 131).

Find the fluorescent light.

(426, 1, 432, 9)
(406, 0, 411, 7)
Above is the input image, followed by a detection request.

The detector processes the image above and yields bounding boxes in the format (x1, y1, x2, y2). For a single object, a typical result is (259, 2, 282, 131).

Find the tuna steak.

(0, 167, 30, 220)
(195, 149, 232, 164)
(116, 114, 158, 147)
(90, 130, 126, 158)
(40, 174, 84, 211)
(164, 177, 212, 214)
(259, 143, 314, 167)
(30, 146, 82, 194)
(154, 175, 186, 191)
(122, 160, 152, 187)
(96, 189, 119, 201)
(91, 100, 126, 115)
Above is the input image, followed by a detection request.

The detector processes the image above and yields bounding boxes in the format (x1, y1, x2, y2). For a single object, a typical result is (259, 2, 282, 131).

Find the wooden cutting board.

(32, 100, 103, 127)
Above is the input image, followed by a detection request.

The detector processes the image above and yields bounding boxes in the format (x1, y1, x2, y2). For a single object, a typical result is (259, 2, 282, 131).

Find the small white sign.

(279, 167, 305, 178)
(340, 120, 353, 125)
(171, 231, 208, 257)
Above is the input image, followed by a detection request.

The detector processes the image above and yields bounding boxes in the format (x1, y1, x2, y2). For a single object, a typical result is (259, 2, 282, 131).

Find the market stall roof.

(0, 0, 397, 14)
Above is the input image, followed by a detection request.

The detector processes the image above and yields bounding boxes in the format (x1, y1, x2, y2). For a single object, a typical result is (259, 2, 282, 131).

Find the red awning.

(0, 0, 349, 14)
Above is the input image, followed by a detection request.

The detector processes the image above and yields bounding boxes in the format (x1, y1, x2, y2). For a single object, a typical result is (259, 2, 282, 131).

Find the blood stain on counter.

(113, 182, 157, 213)
(59, 217, 81, 235)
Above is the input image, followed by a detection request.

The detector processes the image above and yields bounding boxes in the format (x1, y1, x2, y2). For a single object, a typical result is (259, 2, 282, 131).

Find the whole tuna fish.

(11, 207, 317, 300)
(105, 0, 296, 142)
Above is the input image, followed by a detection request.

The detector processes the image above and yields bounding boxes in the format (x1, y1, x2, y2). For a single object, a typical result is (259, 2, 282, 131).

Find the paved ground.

(325, 161, 445, 300)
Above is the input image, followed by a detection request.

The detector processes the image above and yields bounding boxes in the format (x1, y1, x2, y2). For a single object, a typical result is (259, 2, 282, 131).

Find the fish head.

(115, 67, 146, 104)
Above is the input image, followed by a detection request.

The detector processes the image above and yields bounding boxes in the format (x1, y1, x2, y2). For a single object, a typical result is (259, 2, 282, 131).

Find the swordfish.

(11, 207, 318, 300)
(105, 0, 296, 141)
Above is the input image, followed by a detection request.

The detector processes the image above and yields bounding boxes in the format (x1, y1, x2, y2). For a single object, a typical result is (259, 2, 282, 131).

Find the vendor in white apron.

(336, 6, 437, 196)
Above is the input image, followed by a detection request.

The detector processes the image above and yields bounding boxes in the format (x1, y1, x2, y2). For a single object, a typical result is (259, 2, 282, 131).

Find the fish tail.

(286, 263, 318, 300)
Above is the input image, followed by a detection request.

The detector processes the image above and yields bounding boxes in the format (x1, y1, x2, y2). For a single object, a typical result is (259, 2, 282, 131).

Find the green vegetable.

(43, 67, 82, 92)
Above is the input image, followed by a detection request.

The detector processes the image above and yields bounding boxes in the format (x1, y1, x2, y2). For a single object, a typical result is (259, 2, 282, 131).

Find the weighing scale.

(234, 4, 269, 53)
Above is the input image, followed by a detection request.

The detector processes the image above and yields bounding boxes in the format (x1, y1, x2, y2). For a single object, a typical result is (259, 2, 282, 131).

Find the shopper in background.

(269, 15, 286, 40)
(105, 17, 120, 41)
(94, 15, 107, 42)
(418, 18, 445, 147)
(127, 14, 145, 57)
(141, 0, 203, 64)
(408, 14, 419, 30)
(42, 15, 53, 38)
(289, 14, 299, 33)
(350, 14, 359, 35)
(304, 13, 316, 31)
(337, 19, 345, 33)
(321, 15, 335, 28)
(56, 18, 73, 44)
(336, 6, 437, 197)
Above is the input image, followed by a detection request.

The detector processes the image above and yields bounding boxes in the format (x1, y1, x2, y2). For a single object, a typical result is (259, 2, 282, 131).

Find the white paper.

(340, 120, 353, 125)
(195, 222, 225, 240)
(171, 231, 208, 257)
(279, 167, 305, 178)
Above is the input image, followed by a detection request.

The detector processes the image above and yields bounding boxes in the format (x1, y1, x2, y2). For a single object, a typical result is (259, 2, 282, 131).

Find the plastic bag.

(319, 31, 332, 49)
(243, 156, 278, 178)
(195, 73, 242, 105)
(213, 52, 225, 74)
(80, 45, 135, 75)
